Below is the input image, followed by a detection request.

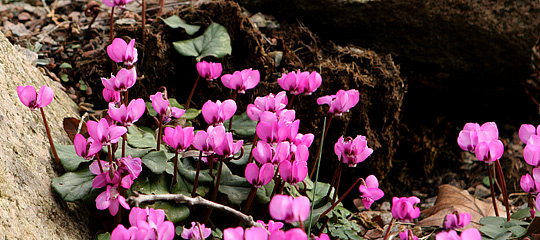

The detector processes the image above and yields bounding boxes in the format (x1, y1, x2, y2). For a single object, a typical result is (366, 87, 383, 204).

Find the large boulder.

(0, 32, 91, 239)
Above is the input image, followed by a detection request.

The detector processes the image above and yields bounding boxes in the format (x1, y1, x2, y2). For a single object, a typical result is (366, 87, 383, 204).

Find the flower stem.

(191, 151, 203, 197)
(286, 94, 296, 109)
(307, 116, 326, 237)
(121, 134, 126, 158)
(108, 145, 114, 166)
(486, 162, 499, 217)
(40, 108, 63, 172)
(326, 162, 342, 203)
(494, 160, 510, 221)
(309, 114, 333, 178)
(172, 150, 179, 185)
(212, 156, 225, 201)
(247, 135, 259, 164)
(382, 217, 395, 240)
(242, 185, 257, 214)
(96, 154, 104, 174)
(156, 115, 163, 151)
(141, 0, 146, 44)
(319, 177, 363, 219)
(185, 76, 200, 109)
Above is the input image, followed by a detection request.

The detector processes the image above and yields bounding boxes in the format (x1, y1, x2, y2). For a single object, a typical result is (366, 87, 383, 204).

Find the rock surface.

(0, 32, 91, 239)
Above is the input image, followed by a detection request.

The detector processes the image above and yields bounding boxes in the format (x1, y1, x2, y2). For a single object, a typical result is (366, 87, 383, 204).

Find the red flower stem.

(212, 156, 225, 201)
(156, 115, 163, 151)
(172, 150, 179, 185)
(382, 218, 395, 240)
(495, 160, 510, 221)
(242, 185, 257, 214)
(331, 166, 342, 204)
(185, 76, 200, 109)
(228, 91, 237, 132)
(286, 94, 296, 110)
(247, 134, 259, 164)
(40, 108, 63, 171)
(95, 154, 104, 174)
(141, 0, 146, 44)
(326, 162, 342, 203)
(299, 215, 305, 232)
(486, 162, 499, 217)
(109, 6, 114, 44)
(320, 177, 363, 219)
(121, 134, 126, 158)
(260, 169, 281, 220)
(309, 114, 333, 178)
(191, 151, 203, 197)
(108, 145, 114, 166)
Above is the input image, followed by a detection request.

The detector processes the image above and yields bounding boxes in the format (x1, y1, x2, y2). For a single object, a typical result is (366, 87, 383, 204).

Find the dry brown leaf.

(417, 184, 505, 229)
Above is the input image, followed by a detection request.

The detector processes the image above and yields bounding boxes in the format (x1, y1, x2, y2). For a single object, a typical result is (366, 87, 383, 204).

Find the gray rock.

(0, 32, 91, 239)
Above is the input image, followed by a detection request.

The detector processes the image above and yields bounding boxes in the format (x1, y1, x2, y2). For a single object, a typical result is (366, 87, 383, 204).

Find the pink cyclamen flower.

(522, 169, 540, 193)
(103, 88, 121, 104)
(108, 98, 146, 126)
(162, 126, 195, 152)
(107, 38, 138, 66)
(391, 196, 421, 222)
(112, 206, 175, 240)
(17, 85, 54, 111)
(256, 220, 284, 234)
(74, 134, 102, 160)
(87, 118, 127, 145)
(278, 160, 308, 185)
(524, 135, 540, 166)
(269, 195, 310, 223)
(435, 229, 481, 240)
(201, 99, 237, 126)
(213, 132, 243, 158)
(117, 155, 143, 189)
(474, 122, 504, 162)
(520, 124, 540, 144)
(90, 160, 110, 188)
(457, 123, 480, 151)
(277, 70, 322, 95)
(223, 226, 245, 240)
(334, 135, 374, 167)
(197, 61, 223, 81)
(399, 229, 418, 240)
(444, 212, 471, 229)
(181, 222, 212, 240)
(317, 89, 359, 116)
(247, 91, 288, 122)
(150, 92, 185, 123)
(96, 185, 130, 216)
(314, 233, 330, 240)
(267, 228, 307, 240)
(102, 68, 137, 92)
(103, 0, 134, 8)
(245, 163, 274, 188)
(359, 175, 384, 209)
(221, 68, 260, 94)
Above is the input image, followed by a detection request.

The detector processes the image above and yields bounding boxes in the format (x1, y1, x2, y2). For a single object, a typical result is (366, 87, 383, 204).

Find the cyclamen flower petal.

(87, 118, 127, 145)
(269, 195, 310, 223)
(102, 0, 135, 8)
(102, 68, 137, 92)
(457, 123, 480, 151)
(74, 134, 102, 160)
(278, 160, 307, 185)
(108, 98, 146, 126)
(202, 99, 237, 125)
(524, 135, 540, 166)
(317, 89, 359, 116)
(444, 212, 471, 229)
(334, 135, 373, 167)
(96, 185, 130, 216)
(521, 173, 537, 193)
(17, 85, 54, 111)
(221, 68, 260, 94)
(103, 88, 121, 103)
(303, 71, 322, 95)
(107, 38, 138, 66)
(359, 175, 384, 209)
(244, 227, 268, 240)
(474, 140, 504, 163)
(435, 229, 481, 240)
(520, 124, 540, 144)
(224, 226, 244, 240)
(391, 196, 421, 222)
(197, 61, 223, 81)
(213, 132, 243, 157)
(162, 126, 195, 152)
(399, 230, 418, 240)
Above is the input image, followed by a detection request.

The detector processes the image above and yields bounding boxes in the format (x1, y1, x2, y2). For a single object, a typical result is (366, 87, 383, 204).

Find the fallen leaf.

(63, 117, 88, 142)
(418, 184, 505, 229)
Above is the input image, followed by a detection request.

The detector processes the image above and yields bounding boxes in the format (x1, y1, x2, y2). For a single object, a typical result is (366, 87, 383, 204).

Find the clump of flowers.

(111, 206, 175, 240)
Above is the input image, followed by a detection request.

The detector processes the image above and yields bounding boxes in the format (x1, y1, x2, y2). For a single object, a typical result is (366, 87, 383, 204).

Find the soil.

(2, 0, 539, 238)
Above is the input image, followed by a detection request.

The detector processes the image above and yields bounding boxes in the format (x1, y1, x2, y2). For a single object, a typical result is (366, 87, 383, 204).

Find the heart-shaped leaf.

(173, 23, 232, 61)
(141, 150, 174, 174)
(56, 144, 90, 171)
(160, 15, 200, 35)
(223, 112, 257, 139)
(52, 167, 95, 201)
(149, 201, 190, 223)
(127, 125, 158, 149)
(132, 174, 170, 195)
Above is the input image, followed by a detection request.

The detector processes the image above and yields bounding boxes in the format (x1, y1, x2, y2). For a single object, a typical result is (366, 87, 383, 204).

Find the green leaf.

(60, 73, 69, 82)
(255, 180, 274, 204)
(309, 202, 332, 227)
(132, 174, 170, 195)
(141, 150, 173, 174)
(182, 108, 201, 120)
(149, 201, 190, 223)
(508, 225, 527, 237)
(177, 158, 213, 183)
(51, 167, 95, 201)
(219, 185, 251, 206)
(146, 101, 158, 117)
(96, 232, 111, 240)
(173, 23, 232, 61)
(512, 208, 531, 220)
(59, 62, 72, 69)
(229, 143, 251, 166)
(479, 224, 508, 239)
(56, 144, 90, 171)
(127, 125, 158, 149)
(306, 182, 332, 208)
(160, 15, 200, 35)
(223, 112, 257, 139)
(78, 80, 87, 91)
(492, 231, 513, 240)
(480, 216, 506, 226)
(101, 144, 151, 160)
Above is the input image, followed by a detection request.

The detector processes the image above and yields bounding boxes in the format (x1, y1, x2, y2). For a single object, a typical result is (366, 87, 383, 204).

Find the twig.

(127, 191, 260, 227)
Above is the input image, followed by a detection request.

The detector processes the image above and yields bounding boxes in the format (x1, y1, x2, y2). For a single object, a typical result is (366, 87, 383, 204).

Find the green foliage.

(224, 111, 257, 139)
(51, 167, 95, 202)
(148, 201, 190, 223)
(56, 144, 90, 171)
(141, 150, 174, 174)
(96, 232, 111, 240)
(173, 23, 232, 61)
(160, 15, 200, 35)
(59, 62, 73, 69)
(479, 216, 528, 239)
